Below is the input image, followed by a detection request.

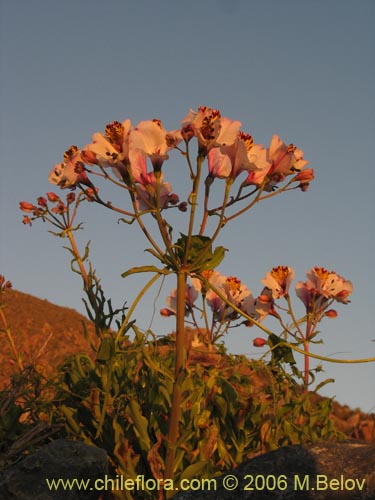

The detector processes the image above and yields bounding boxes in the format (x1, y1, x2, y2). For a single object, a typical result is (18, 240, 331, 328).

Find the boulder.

(173, 441, 375, 500)
(0, 439, 108, 500)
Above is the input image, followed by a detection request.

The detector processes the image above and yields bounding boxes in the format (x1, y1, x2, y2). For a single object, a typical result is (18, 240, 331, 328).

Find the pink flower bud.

(66, 192, 76, 204)
(168, 193, 180, 205)
(325, 309, 338, 318)
(181, 124, 195, 142)
(46, 192, 60, 202)
(19, 201, 37, 212)
(178, 201, 188, 212)
(160, 308, 174, 317)
(37, 197, 47, 207)
(253, 337, 267, 347)
(295, 168, 315, 182)
(22, 216, 32, 226)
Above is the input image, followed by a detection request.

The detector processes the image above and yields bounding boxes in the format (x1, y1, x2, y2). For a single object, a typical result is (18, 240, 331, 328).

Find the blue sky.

(1, 0, 374, 411)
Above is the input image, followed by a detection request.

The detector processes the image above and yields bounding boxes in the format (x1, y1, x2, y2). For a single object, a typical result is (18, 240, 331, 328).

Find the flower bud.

(22, 216, 32, 226)
(178, 201, 188, 212)
(160, 308, 174, 317)
(66, 192, 76, 204)
(295, 168, 314, 182)
(325, 309, 338, 318)
(46, 192, 60, 202)
(168, 193, 179, 205)
(37, 197, 47, 207)
(19, 201, 37, 212)
(253, 337, 267, 347)
(181, 124, 194, 142)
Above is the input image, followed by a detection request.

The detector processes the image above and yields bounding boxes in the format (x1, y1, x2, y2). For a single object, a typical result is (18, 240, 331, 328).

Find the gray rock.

(174, 441, 375, 500)
(0, 439, 108, 500)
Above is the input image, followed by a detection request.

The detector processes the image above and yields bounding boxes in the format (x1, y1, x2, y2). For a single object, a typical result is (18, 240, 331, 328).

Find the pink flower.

(261, 266, 295, 299)
(296, 267, 353, 312)
(205, 273, 255, 322)
(306, 267, 353, 303)
(245, 135, 309, 190)
(134, 172, 173, 211)
(181, 106, 241, 154)
(163, 285, 198, 317)
(130, 119, 181, 171)
(49, 146, 89, 189)
(83, 119, 132, 178)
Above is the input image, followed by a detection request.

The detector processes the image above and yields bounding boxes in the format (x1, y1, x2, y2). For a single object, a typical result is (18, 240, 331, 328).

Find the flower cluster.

(161, 270, 272, 326)
(19, 192, 79, 226)
(45, 106, 312, 206)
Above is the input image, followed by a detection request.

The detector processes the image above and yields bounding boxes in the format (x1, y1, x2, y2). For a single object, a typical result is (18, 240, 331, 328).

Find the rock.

(173, 441, 375, 500)
(0, 439, 108, 500)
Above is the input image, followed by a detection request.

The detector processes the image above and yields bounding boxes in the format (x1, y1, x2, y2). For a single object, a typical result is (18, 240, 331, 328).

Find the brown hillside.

(1, 289, 374, 443)
(0, 289, 98, 387)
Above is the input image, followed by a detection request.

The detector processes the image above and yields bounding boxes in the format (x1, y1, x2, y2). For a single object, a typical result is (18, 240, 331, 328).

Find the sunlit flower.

(181, 106, 241, 154)
(306, 267, 353, 303)
(245, 135, 309, 190)
(49, 146, 89, 189)
(130, 119, 181, 171)
(205, 274, 255, 321)
(163, 284, 198, 317)
(261, 266, 295, 299)
(83, 119, 132, 179)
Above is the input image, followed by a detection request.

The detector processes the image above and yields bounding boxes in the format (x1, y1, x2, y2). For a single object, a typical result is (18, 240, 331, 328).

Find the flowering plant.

(20, 106, 374, 494)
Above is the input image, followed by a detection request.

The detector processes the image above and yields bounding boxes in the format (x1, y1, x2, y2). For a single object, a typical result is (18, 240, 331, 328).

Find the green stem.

(183, 155, 205, 267)
(0, 308, 24, 371)
(165, 270, 187, 480)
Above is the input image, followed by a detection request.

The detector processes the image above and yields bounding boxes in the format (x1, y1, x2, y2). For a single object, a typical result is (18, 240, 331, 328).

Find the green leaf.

(174, 233, 227, 272)
(126, 399, 151, 452)
(121, 265, 170, 278)
(96, 337, 115, 362)
(179, 462, 209, 482)
(269, 334, 296, 365)
(314, 378, 335, 392)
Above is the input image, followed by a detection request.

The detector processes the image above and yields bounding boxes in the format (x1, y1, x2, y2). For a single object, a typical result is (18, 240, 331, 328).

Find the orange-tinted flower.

(83, 119, 132, 179)
(130, 119, 181, 172)
(181, 106, 241, 155)
(49, 146, 89, 189)
(262, 266, 295, 299)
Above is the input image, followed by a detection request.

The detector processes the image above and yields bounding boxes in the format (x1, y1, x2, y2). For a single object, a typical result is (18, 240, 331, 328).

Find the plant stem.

(304, 339, 310, 389)
(165, 270, 187, 480)
(66, 230, 102, 338)
(0, 307, 24, 371)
